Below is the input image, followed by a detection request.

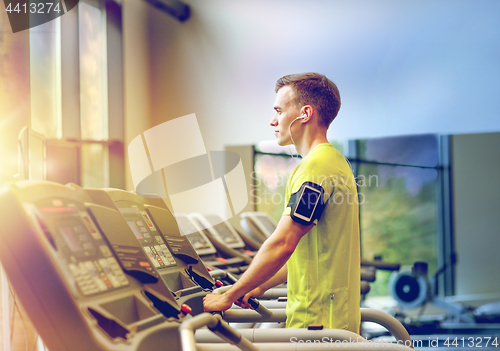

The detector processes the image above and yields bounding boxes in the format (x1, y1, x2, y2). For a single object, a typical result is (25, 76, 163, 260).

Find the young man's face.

(270, 85, 302, 146)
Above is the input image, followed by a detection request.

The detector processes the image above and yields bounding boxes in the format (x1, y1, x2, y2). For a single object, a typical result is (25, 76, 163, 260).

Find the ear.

(300, 105, 314, 122)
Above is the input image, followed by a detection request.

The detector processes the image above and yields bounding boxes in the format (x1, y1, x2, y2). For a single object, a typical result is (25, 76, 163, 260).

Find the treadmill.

(240, 211, 278, 243)
(0, 181, 185, 350)
(189, 213, 288, 303)
(191, 214, 380, 299)
(174, 213, 252, 275)
(0, 181, 414, 351)
(190, 213, 260, 260)
(84, 189, 283, 322)
(84, 188, 217, 315)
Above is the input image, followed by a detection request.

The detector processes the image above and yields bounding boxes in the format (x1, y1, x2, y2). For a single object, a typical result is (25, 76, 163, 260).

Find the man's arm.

(253, 263, 288, 295)
(235, 264, 288, 309)
(203, 215, 314, 312)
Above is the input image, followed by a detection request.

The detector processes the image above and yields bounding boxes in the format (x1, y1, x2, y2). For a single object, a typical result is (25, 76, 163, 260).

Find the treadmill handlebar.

(212, 284, 273, 318)
(209, 269, 230, 280)
(215, 272, 268, 314)
(180, 313, 257, 351)
(360, 308, 412, 346)
(248, 299, 273, 319)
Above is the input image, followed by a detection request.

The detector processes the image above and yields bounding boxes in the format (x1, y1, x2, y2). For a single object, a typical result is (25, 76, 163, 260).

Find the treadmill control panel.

(187, 232, 211, 250)
(201, 214, 244, 248)
(174, 215, 216, 255)
(119, 206, 177, 269)
(210, 223, 238, 244)
(68, 257, 128, 296)
(240, 212, 278, 241)
(35, 199, 130, 297)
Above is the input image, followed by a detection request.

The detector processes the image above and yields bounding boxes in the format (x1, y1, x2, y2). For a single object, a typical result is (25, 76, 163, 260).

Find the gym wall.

(452, 132, 500, 299)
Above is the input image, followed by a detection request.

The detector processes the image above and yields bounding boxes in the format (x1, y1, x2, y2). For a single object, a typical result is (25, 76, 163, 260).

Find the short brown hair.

(275, 73, 341, 127)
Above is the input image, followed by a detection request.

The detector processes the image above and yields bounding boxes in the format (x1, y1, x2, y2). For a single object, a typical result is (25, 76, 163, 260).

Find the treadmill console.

(190, 213, 245, 249)
(240, 212, 278, 243)
(174, 214, 217, 256)
(35, 199, 130, 296)
(83, 189, 216, 315)
(119, 206, 177, 269)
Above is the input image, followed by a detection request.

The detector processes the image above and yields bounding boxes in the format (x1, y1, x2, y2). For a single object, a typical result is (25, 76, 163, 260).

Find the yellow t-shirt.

(284, 143, 361, 333)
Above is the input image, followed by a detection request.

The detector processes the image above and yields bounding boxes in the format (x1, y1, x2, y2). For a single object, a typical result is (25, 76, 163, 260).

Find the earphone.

(289, 114, 307, 161)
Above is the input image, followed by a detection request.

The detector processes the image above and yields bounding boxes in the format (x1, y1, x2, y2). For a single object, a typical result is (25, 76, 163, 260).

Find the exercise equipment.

(0, 181, 183, 350)
(84, 188, 216, 315)
(390, 262, 475, 323)
(387, 261, 500, 339)
(0, 181, 414, 351)
(190, 213, 259, 260)
(83, 189, 283, 323)
(189, 214, 374, 300)
(175, 214, 251, 274)
(240, 212, 277, 244)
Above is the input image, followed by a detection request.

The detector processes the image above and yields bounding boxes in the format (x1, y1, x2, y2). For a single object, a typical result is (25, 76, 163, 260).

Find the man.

(203, 73, 360, 333)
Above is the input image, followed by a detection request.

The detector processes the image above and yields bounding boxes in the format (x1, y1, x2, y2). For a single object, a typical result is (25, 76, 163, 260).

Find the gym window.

(29, 0, 124, 189)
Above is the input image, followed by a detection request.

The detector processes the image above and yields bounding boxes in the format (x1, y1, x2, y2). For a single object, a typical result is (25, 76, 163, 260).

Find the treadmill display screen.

(123, 213, 177, 269)
(197, 214, 244, 249)
(175, 216, 198, 234)
(126, 219, 151, 241)
(186, 233, 210, 250)
(59, 225, 93, 253)
(212, 222, 237, 244)
(175, 216, 212, 250)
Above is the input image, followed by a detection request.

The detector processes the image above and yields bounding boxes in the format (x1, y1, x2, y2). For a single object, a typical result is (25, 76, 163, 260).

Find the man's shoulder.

(300, 144, 340, 171)
(289, 147, 341, 188)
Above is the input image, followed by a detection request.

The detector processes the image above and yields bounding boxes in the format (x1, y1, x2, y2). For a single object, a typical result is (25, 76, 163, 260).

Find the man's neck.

(295, 133, 329, 158)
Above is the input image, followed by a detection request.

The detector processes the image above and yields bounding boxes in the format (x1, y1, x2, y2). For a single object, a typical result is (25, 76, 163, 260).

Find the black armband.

(287, 182, 327, 226)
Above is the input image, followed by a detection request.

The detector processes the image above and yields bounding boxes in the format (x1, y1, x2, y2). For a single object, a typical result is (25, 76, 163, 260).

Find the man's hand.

(234, 287, 264, 309)
(203, 293, 234, 313)
(202, 216, 308, 314)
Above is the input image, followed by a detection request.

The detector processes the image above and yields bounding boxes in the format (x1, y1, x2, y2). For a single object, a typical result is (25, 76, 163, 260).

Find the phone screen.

(295, 186, 321, 219)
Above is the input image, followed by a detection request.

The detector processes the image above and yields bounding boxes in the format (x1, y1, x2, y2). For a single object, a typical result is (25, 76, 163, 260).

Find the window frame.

(28, 0, 125, 189)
